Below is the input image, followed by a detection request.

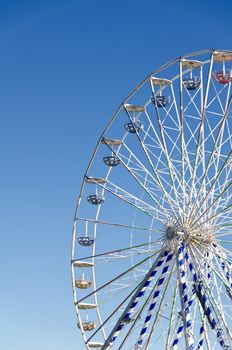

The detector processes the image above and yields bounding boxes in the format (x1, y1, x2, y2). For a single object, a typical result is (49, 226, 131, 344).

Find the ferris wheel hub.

(165, 224, 176, 239)
(163, 220, 215, 252)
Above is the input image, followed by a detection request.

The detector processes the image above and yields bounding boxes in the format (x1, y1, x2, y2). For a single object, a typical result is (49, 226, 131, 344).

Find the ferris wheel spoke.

(143, 140, 182, 191)
(121, 140, 180, 215)
(149, 94, 184, 219)
(216, 248, 232, 264)
(215, 222, 232, 235)
(189, 93, 232, 221)
(226, 116, 232, 150)
(184, 124, 201, 172)
(85, 176, 167, 222)
(214, 253, 232, 292)
(206, 80, 229, 111)
(183, 117, 201, 165)
(186, 53, 215, 217)
(142, 110, 180, 168)
(76, 249, 163, 305)
(203, 113, 224, 148)
(208, 125, 230, 195)
(206, 110, 225, 118)
(182, 118, 203, 210)
(125, 108, 182, 219)
(190, 181, 232, 229)
(141, 110, 166, 159)
(190, 203, 232, 231)
(189, 151, 232, 222)
(76, 216, 155, 232)
(209, 171, 232, 222)
(214, 212, 232, 229)
(102, 138, 173, 219)
(74, 241, 162, 265)
(212, 243, 232, 265)
(176, 64, 188, 218)
(138, 105, 183, 211)
(183, 85, 202, 116)
(210, 255, 231, 292)
(218, 239, 232, 246)
(202, 125, 231, 215)
(184, 113, 201, 145)
(161, 127, 182, 166)
(215, 231, 232, 242)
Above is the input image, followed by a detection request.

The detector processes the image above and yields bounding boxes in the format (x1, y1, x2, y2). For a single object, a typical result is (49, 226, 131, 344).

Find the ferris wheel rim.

(72, 49, 232, 350)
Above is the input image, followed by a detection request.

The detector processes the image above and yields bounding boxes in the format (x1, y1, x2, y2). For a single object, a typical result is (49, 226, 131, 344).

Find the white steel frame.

(72, 49, 232, 350)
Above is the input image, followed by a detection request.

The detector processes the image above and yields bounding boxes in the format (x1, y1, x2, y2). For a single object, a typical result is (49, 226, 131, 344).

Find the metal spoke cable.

(150, 87, 183, 218)
(189, 151, 232, 221)
(186, 53, 214, 216)
(212, 244, 232, 298)
(76, 216, 156, 232)
(190, 204, 232, 231)
(77, 248, 163, 304)
(189, 93, 232, 221)
(85, 176, 166, 222)
(74, 240, 162, 263)
(190, 181, 232, 229)
(125, 108, 181, 220)
(121, 141, 179, 216)
(102, 138, 173, 219)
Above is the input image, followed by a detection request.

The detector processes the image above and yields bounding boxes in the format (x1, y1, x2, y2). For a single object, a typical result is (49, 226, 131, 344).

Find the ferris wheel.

(71, 49, 232, 350)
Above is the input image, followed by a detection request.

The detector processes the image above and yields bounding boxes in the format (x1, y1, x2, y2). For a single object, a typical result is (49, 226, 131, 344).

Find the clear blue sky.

(0, 1, 232, 349)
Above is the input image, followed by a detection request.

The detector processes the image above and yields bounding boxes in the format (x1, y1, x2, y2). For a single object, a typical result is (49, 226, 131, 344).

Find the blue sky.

(1, 1, 232, 349)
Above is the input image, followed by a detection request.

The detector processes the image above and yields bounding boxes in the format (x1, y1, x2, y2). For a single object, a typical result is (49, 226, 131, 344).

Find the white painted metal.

(72, 50, 232, 349)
